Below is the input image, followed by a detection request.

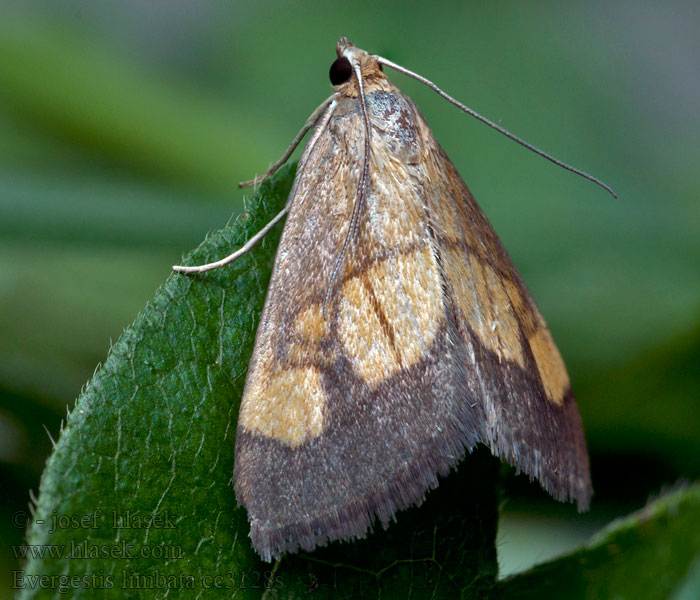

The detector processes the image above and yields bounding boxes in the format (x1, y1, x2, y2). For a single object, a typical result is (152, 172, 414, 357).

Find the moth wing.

(418, 108, 592, 509)
(235, 92, 483, 560)
(235, 86, 591, 562)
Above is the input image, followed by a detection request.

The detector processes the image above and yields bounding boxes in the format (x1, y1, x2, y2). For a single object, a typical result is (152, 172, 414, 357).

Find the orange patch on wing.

(338, 274, 402, 385)
(528, 328, 569, 406)
(239, 367, 325, 446)
(294, 305, 329, 344)
(503, 278, 540, 337)
(339, 246, 443, 386)
(445, 248, 524, 367)
(503, 279, 570, 405)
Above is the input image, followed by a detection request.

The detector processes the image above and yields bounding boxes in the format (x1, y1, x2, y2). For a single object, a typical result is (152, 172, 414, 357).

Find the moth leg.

(173, 94, 337, 274)
(239, 94, 337, 188)
(172, 207, 287, 273)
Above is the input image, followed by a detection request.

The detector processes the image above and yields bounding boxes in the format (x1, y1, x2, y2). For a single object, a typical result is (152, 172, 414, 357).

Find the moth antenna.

(240, 94, 337, 188)
(172, 207, 288, 273)
(376, 56, 617, 199)
(323, 60, 372, 319)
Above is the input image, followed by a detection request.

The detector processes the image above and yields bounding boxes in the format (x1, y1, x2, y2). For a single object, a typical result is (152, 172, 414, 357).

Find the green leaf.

(19, 166, 293, 600)
(20, 163, 499, 599)
(494, 483, 700, 600)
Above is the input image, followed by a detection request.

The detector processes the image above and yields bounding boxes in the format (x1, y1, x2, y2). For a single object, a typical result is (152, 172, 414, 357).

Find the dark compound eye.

(329, 57, 352, 85)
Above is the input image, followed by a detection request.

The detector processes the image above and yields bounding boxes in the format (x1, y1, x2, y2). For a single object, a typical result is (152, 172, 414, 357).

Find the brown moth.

(174, 37, 613, 562)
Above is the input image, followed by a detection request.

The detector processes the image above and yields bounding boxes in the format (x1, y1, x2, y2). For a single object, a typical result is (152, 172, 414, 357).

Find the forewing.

(235, 85, 591, 562)
(235, 90, 483, 560)
(416, 106, 592, 509)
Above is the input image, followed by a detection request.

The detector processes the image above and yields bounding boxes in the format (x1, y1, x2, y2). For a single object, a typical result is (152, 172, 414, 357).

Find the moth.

(174, 37, 614, 562)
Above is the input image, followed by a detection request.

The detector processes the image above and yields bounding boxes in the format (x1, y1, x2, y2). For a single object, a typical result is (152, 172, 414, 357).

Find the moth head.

(330, 36, 384, 89)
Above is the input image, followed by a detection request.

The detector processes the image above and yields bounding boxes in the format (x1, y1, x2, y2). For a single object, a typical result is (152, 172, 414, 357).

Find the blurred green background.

(1, 0, 698, 593)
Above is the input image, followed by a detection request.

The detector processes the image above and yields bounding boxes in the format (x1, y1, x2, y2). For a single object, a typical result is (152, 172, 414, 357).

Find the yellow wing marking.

(239, 365, 326, 447)
(444, 247, 524, 368)
(527, 328, 569, 406)
(339, 246, 443, 386)
(503, 278, 570, 405)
